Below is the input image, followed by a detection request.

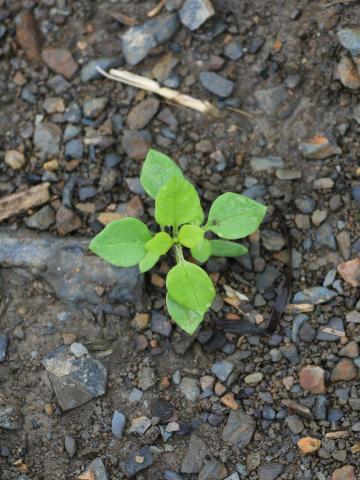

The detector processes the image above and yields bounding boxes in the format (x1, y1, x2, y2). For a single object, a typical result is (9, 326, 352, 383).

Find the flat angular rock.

(293, 287, 337, 305)
(211, 360, 234, 382)
(81, 58, 121, 81)
(254, 85, 286, 114)
(122, 130, 152, 160)
(42, 346, 107, 411)
(34, 122, 62, 156)
(179, 0, 215, 31)
(299, 365, 326, 393)
(332, 465, 355, 480)
(85, 458, 109, 480)
(0, 228, 144, 309)
(42, 48, 78, 79)
(299, 134, 341, 159)
(122, 13, 179, 65)
(180, 377, 200, 401)
(121, 446, 153, 478)
(258, 463, 283, 480)
(199, 71, 234, 97)
(198, 459, 227, 480)
(181, 434, 208, 473)
(24, 205, 55, 231)
(112, 410, 126, 438)
(127, 98, 160, 130)
(337, 258, 360, 287)
(250, 156, 284, 172)
(337, 28, 360, 57)
(331, 358, 357, 383)
(0, 405, 23, 430)
(222, 410, 255, 448)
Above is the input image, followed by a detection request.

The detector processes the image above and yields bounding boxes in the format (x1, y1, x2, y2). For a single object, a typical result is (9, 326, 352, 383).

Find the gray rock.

(65, 139, 83, 159)
(138, 366, 156, 390)
(279, 344, 299, 365)
(258, 464, 283, 480)
(81, 58, 121, 82)
(129, 416, 151, 435)
(34, 123, 61, 155)
(199, 459, 226, 480)
(0, 229, 144, 309)
(63, 125, 81, 142)
(313, 395, 329, 420)
(127, 98, 160, 130)
(181, 434, 207, 473)
(64, 102, 82, 123)
(295, 196, 316, 214)
(122, 130, 152, 161)
(323, 269, 337, 287)
(24, 205, 55, 231)
(222, 410, 255, 448)
(121, 446, 153, 477)
(151, 312, 172, 337)
(254, 86, 287, 114)
(261, 230, 286, 251)
(199, 71, 234, 97)
(256, 265, 280, 291)
(64, 435, 76, 458)
(0, 333, 9, 362)
(211, 360, 234, 382)
(291, 314, 309, 343)
(48, 75, 70, 94)
(70, 342, 88, 357)
(79, 187, 97, 202)
(299, 136, 341, 159)
(179, 0, 214, 31)
(164, 472, 183, 480)
(249, 36, 265, 54)
(276, 168, 301, 180)
(83, 97, 108, 118)
(122, 13, 180, 65)
(112, 410, 126, 438)
(352, 185, 360, 202)
(42, 346, 107, 411)
(285, 415, 304, 434)
(180, 377, 200, 401)
(85, 458, 108, 480)
(316, 317, 344, 342)
(337, 28, 360, 56)
(347, 311, 360, 323)
(224, 39, 243, 60)
(225, 474, 240, 480)
(129, 388, 143, 402)
(316, 223, 336, 250)
(250, 156, 284, 172)
(293, 287, 337, 305)
(0, 405, 23, 430)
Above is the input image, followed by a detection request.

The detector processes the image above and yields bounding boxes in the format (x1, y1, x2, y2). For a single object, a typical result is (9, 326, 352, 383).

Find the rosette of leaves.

(90, 150, 266, 335)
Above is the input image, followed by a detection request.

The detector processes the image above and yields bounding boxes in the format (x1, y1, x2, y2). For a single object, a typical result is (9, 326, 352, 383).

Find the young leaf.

(140, 149, 183, 199)
(89, 217, 152, 267)
(146, 231, 173, 255)
(155, 176, 201, 227)
(139, 251, 160, 273)
(207, 192, 267, 239)
(166, 294, 204, 335)
(191, 238, 211, 263)
(166, 261, 215, 313)
(210, 240, 248, 257)
(178, 224, 204, 249)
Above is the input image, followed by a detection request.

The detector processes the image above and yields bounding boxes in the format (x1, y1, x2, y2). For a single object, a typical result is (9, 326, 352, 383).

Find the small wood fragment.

(147, 0, 166, 17)
(285, 303, 315, 314)
(325, 431, 349, 439)
(0, 183, 50, 222)
(318, 326, 345, 337)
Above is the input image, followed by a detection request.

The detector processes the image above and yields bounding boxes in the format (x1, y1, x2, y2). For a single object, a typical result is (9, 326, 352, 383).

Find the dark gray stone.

(0, 228, 145, 309)
(121, 446, 153, 477)
(86, 458, 108, 480)
(313, 395, 329, 420)
(293, 287, 337, 305)
(42, 346, 107, 411)
(256, 265, 280, 291)
(258, 464, 283, 480)
(222, 410, 255, 448)
(352, 186, 360, 202)
(65, 139, 83, 160)
(83, 97, 108, 118)
(181, 434, 207, 473)
(64, 102, 82, 123)
(79, 187, 97, 202)
(316, 224, 336, 251)
(295, 196, 316, 214)
(0, 333, 9, 362)
(164, 472, 183, 480)
(24, 205, 55, 231)
(122, 13, 180, 65)
(199, 71, 234, 97)
(199, 459, 226, 480)
(285, 415, 304, 434)
(64, 435, 76, 458)
(63, 125, 81, 142)
(179, 0, 214, 31)
(224, 39, 243, 60)
(34, 123, 61, 155)
(261, 230, 286, 251)
(48, 75, 70, 94)
(0, 405, 23, 430)
(249, 36, 265, 54)
(211, 360, 234, 382)
(151, 312, 172, 337)
(254, 86, 287, 114)
(112, 410, 126, 438)
(299, 322, 316, 343)
(81, 58, 122, 82)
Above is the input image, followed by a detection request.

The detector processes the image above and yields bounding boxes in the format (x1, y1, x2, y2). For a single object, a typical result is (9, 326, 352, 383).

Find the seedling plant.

(90, 150, 266, 335)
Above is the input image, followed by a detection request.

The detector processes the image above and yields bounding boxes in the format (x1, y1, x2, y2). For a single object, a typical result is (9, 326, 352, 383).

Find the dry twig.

(0, 183, 50, 222)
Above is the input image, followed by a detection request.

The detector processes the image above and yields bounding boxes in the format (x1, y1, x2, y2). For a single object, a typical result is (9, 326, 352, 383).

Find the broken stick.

(0, 183, 50, 222)
(97, 66, 221, 117)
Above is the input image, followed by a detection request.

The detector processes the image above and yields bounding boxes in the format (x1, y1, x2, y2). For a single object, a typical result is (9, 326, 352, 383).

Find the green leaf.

(207, 192, 267, 239)
(166, 261, 215, 312)
(140, 149, 183, 199)
(166, 294, 204, 335)
(89, 217, 152, 267)
(191, 238, 211, 263)
(146, 231, 173, 255)
(139, 251, 160, 273)
(178, 225, 204, 249)
(155, 177, 202, 227)
(193, 204, 205, 226)
(210, 240, 248, 257)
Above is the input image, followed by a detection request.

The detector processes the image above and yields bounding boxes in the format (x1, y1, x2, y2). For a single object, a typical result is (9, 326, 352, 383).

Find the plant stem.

(175, 243, 184, 263)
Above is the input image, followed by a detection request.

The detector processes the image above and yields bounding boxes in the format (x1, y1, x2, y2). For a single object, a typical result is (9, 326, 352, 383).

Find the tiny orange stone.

(220, 392, 239, 410)
(297, 436, 321, 455)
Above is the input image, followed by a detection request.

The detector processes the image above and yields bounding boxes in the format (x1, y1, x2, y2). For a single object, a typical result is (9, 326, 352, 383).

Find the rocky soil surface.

(0, 0, 360, 479)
